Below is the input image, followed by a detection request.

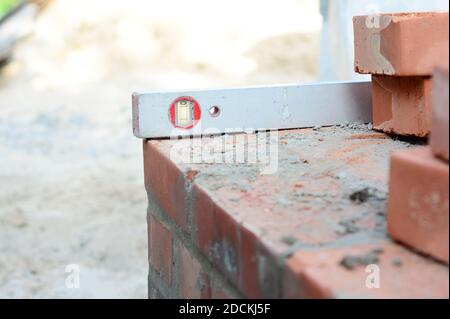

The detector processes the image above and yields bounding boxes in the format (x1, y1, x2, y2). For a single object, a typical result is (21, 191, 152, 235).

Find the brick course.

(148, 214, 173, 286)
(143, 127, 449, 298)
(144, 141, 189, 231)
(192, 184, 241, 285)
(174, 239, 209, 298)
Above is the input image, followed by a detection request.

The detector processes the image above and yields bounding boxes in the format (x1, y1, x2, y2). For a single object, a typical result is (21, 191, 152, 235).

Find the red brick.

(175, 240, 209, 299)
(192, 187, 280, 298)
(240, 227, 279, 298)
(149, 214, 173, 285)
(430, 68, 449, 162)
(208, 278, 234, 299)
(192, 184, 241, 283)
(144, 127, 448, 298)
(143, 140, 189, 230)
(283, 242, 449, 298)
(354, 12, 449, 76)
(371, 75, 432, 137)
(147, 212, 151, 263)
(189, 127, 409, 296)
(148, 280, 166, 299)
(283, 256, 331, 299)
(388, 147, 449, 263)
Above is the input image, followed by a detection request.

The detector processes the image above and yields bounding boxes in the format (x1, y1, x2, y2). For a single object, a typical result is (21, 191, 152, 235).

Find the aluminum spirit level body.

(132, 81, 372, 139)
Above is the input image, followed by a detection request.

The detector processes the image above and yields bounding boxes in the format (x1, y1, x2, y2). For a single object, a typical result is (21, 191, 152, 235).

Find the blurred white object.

(319, 0, 449, 81)
(0, 3, 37, 62)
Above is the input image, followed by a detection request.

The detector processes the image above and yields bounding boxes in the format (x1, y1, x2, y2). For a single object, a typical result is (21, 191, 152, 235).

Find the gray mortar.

(146, 191, 244, 299)
(339, 248, 384, 270)
(210, 239, 238, 278)
(281, 236, 298, 247)
(175, 125, 410, 257)
(391, 257, 403, 267)
(337, 219, 360, 235)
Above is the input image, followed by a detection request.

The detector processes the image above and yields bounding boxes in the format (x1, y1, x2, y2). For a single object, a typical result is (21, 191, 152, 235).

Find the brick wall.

(142, 11, 450, 299)
(143, 126, 449, 299)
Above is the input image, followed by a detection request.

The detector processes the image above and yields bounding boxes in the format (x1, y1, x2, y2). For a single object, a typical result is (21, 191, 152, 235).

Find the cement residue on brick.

(339, 248, 384, 270)
(154, 125, 410, 257)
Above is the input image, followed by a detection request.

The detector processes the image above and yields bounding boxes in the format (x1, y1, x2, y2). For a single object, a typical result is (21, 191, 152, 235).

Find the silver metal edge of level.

(132, 80, 372, 139)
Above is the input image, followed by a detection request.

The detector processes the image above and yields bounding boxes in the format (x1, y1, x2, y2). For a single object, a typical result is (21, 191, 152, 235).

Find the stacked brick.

(140, 11, 449, 300)
(143, 127, 449, 299)
(386, 69, 449, 264)
(353, 12, 449, 137)
(354, 12, 449, 264)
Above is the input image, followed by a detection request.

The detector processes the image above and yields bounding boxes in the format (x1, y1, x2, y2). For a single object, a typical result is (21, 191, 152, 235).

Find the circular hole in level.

(209, 106, 221, 117)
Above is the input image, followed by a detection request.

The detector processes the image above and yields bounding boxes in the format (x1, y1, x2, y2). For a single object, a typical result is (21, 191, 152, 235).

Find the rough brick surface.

(192, 184, 241, 285)
(148, 214, 173, 285)
(371, 75, 432, 137)
(208, 281, 232, 299)
(148, 280, 166, 299)
(143, 140, 189, 230)
(144, 125, 449, 298)
(239, 226, 280, 298)
(388, 147, 449, 264)
(283, 242, 449, 298)
(188, 127, 406, 297)
(430, 68, 449, 162)
(175, 240, 209, 298)
(353, 12, 449, 76)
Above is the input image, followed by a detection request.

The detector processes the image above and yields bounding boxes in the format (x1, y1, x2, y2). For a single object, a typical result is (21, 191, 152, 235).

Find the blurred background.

(0, 0, 448, 298)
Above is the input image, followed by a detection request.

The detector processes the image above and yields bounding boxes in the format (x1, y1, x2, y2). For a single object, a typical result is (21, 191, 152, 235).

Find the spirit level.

(132, 81, 372, 139)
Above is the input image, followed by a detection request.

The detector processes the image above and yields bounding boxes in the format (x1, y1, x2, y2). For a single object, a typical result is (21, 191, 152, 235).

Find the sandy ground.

(0, 0, 320, 298)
